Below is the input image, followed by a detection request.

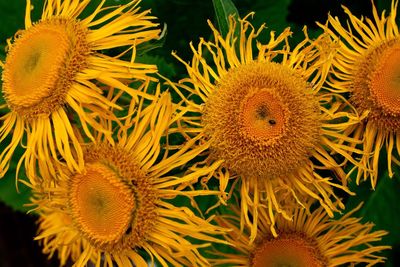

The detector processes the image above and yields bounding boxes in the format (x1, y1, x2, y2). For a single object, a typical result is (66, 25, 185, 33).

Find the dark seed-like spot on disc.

(125, 225, 132, 235)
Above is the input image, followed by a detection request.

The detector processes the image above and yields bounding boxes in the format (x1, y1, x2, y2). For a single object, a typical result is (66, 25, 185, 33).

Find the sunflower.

(167, 14, 365, 239)
(319, 1, 400, 187)
(28, 90, 226, 267)
(213, 201, 389, 266)
(0, 0, 160, 181)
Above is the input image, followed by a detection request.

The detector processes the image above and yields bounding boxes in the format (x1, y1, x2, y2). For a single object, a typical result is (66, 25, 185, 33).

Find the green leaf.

(135, 53, 177, 79)
(0, 177, 31, 213)
(344, 167, 400, 266)
(136, 23, 168, 56)
(0, 133, 31, 213)
(212, 0, 239, 38)
(0, 163, 31, 213)
(249, 0, 291, 33)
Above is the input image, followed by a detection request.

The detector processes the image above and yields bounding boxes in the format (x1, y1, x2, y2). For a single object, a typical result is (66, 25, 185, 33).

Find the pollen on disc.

(240, 89, 287, 140)
(251, 235, 324, 267)
(370, 45, 400, 115)
(3, 26, 69, 107)
(69, 163, 136, 245)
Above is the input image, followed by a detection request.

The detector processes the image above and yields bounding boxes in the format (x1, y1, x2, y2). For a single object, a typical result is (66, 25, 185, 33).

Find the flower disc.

(203, 62, 321, 179)
(370, 44, 400, 115)
(2, 18, 89, 117)
(67, 144, 157, 251)
(250, 233, 325, 267)
(352, 39, 400, 130)
(240, 89, 288, 141)
(69, 162, 137, 247)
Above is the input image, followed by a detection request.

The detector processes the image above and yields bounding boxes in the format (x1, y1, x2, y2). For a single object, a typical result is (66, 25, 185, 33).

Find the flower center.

(369, 43, 400, 115)
(352, 39, 400, 130)
(203, 62, 320, 178)
(69, 162, 137, 247)
(250, 234, 325, 267)
(240, 89, 287, 141)
(2, 18, 89, 117)
(9, 30, 66, 99)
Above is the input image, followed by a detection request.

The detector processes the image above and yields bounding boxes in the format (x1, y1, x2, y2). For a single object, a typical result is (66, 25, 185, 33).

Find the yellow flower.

(320, 1, 400, 187)
(0, 0, 160, 181)
(29, 90, 226, 267)
(167, 14, 364, 240)
(213, 202, 389, 266)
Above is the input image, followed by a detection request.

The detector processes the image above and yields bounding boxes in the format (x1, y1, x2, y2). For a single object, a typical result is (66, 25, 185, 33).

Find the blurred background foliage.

(0, 0, 399, 266)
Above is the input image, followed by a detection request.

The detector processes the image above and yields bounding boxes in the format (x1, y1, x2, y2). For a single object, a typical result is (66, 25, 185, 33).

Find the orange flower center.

(69, 162, 137, 247)
(5, 28, 68, 103)
(240, 89, 287, 141)
(251, 234, 325, 267)
(203, 62, 320, 178)
(369, 44, 400, 115)
(352, 39, 400, 130)
(2, 18, 89, 117)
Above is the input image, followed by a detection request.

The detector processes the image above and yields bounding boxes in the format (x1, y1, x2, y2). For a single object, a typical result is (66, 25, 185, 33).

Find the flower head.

(168, 14, 364, 239)
(29, 91, 226, 266)
(320, 1, 400, 187)
(0, 0, 160, 181)
(213, 202, 390, 266)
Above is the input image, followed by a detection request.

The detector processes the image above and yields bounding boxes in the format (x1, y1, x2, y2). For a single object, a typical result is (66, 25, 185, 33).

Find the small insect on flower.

(167, 13, 365, 240)
(28, 89, 227, 267)
(319, 0, 400, 187)
(213, 201, 390, 267)
(0, 0, 160, 182)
